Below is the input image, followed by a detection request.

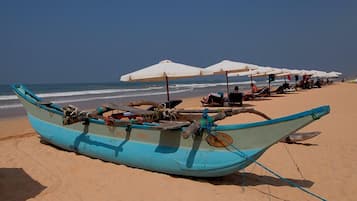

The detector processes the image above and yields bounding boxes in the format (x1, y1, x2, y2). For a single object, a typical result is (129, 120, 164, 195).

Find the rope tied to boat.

(162, 108, 178, 121)
(312, 113, 320, 120)
(209, 131, 327, 201)
(199, 108, 215, 135)
(181, 108, 270, 139)
(63, 105, 89, 125)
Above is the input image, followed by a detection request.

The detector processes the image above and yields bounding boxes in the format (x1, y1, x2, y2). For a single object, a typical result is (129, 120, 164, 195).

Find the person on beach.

(251, 83, 258, 93)
(228, 86, 243, 106)
(233, 86, 239, 93)
(201, 92, 224, 105)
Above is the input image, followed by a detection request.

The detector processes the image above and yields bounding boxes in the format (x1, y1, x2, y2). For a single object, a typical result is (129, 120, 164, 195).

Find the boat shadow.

(240, 103, 255, 107)
(186, 172, 314, 188)
(0, 168, 46, 201)
(269, 94, 286, 98)
(246, 98, 272, 102)
(286, 142, 318, 146)
(41, 137, 315, 189)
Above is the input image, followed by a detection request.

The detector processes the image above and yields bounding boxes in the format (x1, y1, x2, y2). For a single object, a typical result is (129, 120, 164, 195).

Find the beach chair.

(272, 85, 285, 94)
(243, 87, 270, 101)
(201, 92, 225, 106)
(228, 92, 243, 106)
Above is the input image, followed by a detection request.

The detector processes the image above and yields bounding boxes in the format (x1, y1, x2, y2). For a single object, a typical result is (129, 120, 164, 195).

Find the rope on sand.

(211, 132, 327, 201)
(283, 144, 305, 180)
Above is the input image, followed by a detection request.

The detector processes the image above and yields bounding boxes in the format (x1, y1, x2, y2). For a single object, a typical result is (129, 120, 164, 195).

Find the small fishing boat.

(12, 84, 330, 177)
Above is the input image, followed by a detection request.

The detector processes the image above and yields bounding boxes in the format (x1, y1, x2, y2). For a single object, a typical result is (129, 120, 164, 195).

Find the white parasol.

(205, 60, 258, 93)
(120, 60, 211, 101)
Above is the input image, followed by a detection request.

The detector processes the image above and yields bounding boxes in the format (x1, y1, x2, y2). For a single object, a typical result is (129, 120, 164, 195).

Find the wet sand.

(1, 83, 356, 201)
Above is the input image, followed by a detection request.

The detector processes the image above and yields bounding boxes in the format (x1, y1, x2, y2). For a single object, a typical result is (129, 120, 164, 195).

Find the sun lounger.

(228, 92, 243, 106)
(243, 87, 270, 101)
(271, 83, 296, 94)
(201, 92, 225, 106)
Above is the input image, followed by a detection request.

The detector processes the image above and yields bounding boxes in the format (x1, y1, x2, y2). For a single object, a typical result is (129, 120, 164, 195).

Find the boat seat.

(107, 103, 155, 116)
(38, 101, 63, 112)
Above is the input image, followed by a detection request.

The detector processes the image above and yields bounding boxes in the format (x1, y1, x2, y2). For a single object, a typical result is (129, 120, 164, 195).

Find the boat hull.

(28, 112, 266, 177)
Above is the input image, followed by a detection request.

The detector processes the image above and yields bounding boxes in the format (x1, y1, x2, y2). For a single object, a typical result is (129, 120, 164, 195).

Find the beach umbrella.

(326, 72, 340, 78)
(120, 60, 211, 101)
(250, 67, 284, 93)
(288, 69, 304, 76)
(329, 71, 342, 76)
(228, 66, 272, 77)
(273, 68, 303, 84)
(228, 66, 272, 91)
(250, 67, 283, 77)
(300, 69, 314, 76)
(286, 69, 303, 84)
(311, 70, 329, 78)
(205, 60, 258, 94)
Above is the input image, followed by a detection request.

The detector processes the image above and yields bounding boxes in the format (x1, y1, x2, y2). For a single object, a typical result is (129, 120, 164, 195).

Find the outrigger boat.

(12, 84, 330, 177)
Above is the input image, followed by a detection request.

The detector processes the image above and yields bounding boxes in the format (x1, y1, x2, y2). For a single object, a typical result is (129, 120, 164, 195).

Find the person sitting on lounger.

(314, 78, 322, 88)
(251, 83, 258, 93)
(243, 85, 270, 100)
(201, 92, 224, 106)
(274, 85, 285, 94)
(228, 86, 243, 106)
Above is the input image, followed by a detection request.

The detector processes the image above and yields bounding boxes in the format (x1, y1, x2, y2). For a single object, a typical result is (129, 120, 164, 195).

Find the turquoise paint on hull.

(28, 113, 264, 177)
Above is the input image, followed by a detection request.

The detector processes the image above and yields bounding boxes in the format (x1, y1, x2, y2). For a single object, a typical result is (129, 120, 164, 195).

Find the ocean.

(0, 78, 289, 118)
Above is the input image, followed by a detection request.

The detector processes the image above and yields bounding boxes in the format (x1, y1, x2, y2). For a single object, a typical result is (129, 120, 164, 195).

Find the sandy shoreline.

(1, 83, 356, 201)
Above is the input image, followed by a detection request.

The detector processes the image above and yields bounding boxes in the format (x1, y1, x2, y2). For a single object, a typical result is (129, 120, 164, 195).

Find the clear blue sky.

(1, 0, 356, 84)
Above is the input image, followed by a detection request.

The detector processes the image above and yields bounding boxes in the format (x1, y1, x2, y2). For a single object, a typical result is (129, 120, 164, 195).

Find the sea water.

(0, 78, 289, 118)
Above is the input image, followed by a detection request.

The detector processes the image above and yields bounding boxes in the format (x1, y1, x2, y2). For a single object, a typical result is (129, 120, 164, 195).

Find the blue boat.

(12, 84, 330, 177)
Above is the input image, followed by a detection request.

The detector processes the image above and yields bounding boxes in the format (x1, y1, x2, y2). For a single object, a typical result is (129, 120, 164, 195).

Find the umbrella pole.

(250, 75, 253, 92)
(165, 76, 170, 102)
(225, 71, 229, 95)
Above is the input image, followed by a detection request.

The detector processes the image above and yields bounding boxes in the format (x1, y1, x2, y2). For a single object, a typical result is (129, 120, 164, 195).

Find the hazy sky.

(1, 0, 356, 84)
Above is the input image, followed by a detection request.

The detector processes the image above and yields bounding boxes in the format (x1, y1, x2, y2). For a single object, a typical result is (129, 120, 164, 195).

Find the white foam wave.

(53, 88, 193, 104)
(0, 88, 193, 109)
(0, 103, 23, 109)
(0, 95, 18, 101)
(0, 86, 163, 101)
(0, 81, 253, 101)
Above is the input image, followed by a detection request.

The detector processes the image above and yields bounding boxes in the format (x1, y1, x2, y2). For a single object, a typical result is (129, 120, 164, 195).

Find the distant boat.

(12, 84, 329, 177)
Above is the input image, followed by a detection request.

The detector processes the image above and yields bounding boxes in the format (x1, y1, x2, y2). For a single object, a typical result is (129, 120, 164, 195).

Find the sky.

(1, 0, 356, 84)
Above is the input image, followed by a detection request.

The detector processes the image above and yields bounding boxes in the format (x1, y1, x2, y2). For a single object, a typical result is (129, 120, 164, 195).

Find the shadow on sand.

(286, 142, 319, 146)
(0, 168, 46, 201)
(240, 103, 255, 107)
(246, 98, 273, 101)
(186, 172, 315, 201)
(202, 172, 313, 188)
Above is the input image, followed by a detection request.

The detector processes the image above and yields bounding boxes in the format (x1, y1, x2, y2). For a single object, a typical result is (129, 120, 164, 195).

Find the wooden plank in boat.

(107, 103, 154, 116)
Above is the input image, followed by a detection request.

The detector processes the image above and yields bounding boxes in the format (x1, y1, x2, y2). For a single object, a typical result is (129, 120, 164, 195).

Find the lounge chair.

(243, 87, 270, 101)
(228, 92, 243, 106)
(272, 85, 285, 94)
(201, 92, 225, 106)
(272, 83, 296, 94)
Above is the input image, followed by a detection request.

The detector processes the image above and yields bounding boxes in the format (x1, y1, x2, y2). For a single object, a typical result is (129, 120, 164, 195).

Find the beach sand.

(1, 83, 356, 201)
